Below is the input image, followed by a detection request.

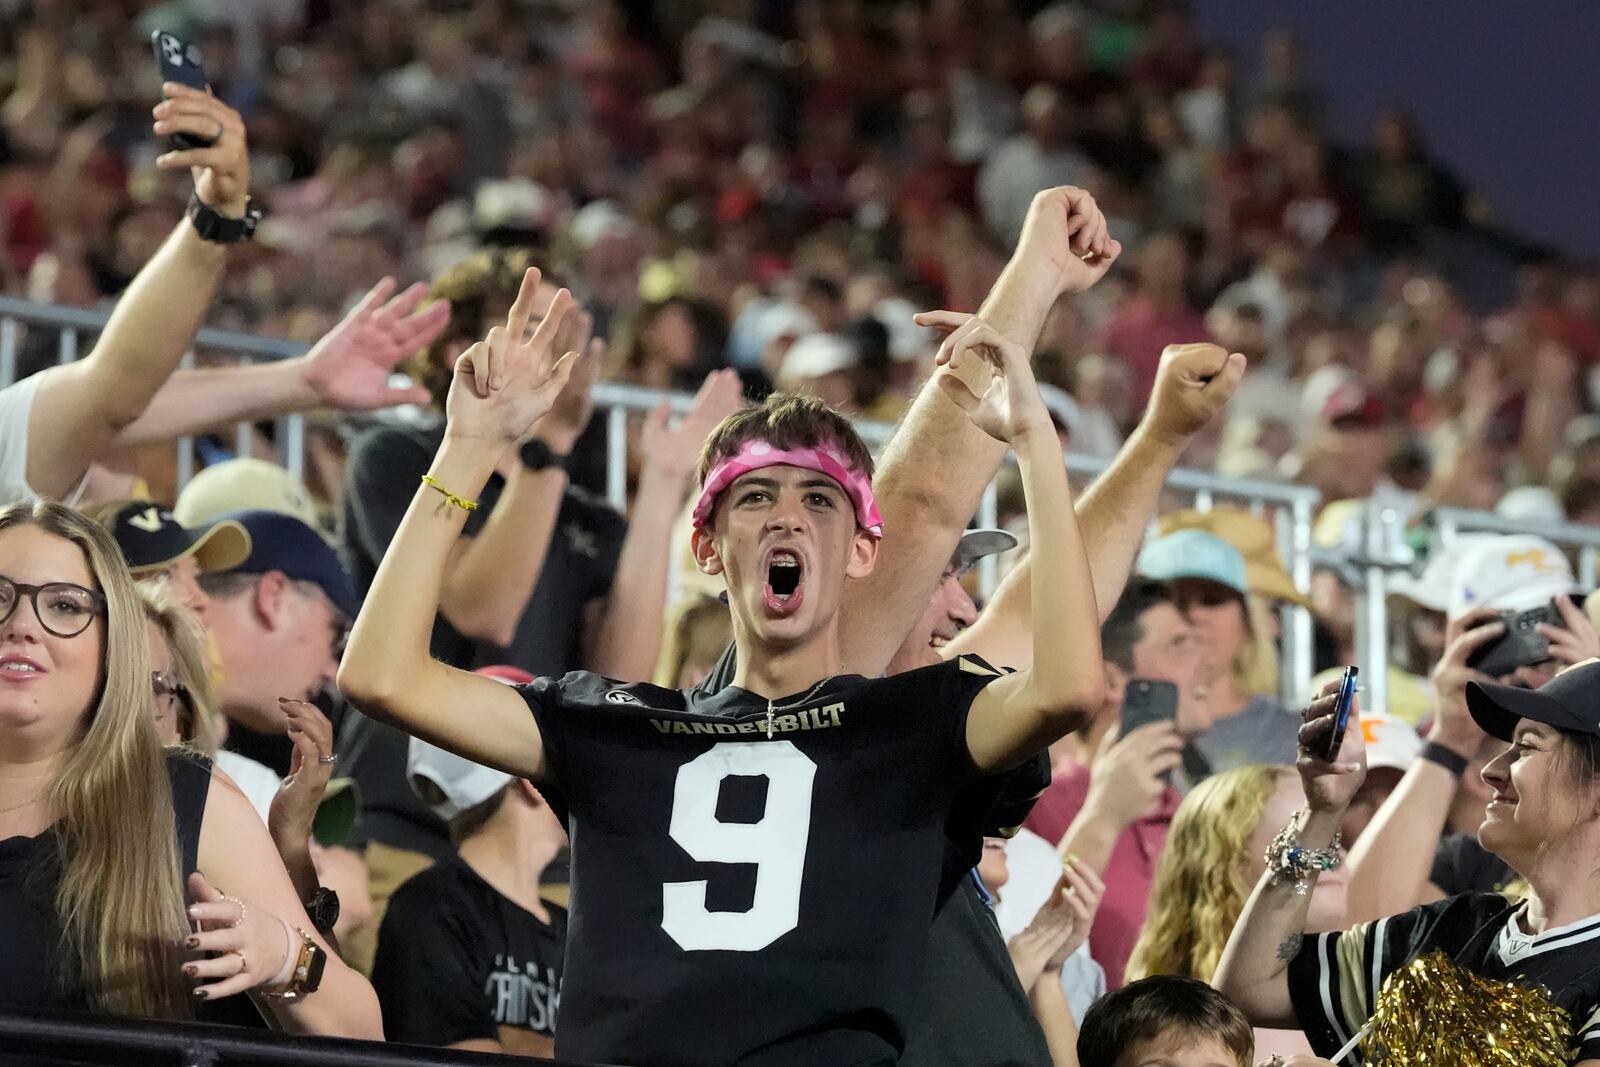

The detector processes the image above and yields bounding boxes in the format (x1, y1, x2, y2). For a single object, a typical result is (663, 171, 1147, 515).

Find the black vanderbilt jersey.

(1289, 893, 1600, 1063)
(517, 655, 1010, 1066)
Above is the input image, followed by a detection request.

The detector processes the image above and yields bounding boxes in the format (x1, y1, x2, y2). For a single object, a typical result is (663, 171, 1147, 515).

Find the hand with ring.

(268, 699, 338, 871)
(152, 82, 251, 217)
(182, 873, 293, 1000)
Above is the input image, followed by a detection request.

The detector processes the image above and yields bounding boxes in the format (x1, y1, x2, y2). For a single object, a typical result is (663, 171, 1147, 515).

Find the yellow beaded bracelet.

(420, 474, 479, 512)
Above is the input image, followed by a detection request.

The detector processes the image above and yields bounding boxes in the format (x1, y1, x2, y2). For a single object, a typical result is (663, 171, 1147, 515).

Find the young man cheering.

(339, 269, 1103, 1065)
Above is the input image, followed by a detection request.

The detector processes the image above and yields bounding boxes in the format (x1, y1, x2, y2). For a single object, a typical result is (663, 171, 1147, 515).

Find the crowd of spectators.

(2, 2, 1600, 1066)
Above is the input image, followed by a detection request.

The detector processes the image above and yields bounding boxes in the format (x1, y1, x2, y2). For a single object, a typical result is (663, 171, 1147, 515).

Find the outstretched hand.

(915, 312, 1051, 444)
(445, 267, 580, 446)
(298, 277, 449, 411)
(268, 699, 336, 855)
(1143, 343, 1248, 447)
(640, 368, 745, 483)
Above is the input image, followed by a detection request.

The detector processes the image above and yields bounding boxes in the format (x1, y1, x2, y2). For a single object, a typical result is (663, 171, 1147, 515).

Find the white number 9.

(662, 741, 817, 952)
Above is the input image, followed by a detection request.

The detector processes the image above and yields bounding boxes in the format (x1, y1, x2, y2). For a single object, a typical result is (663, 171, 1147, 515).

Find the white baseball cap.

(1447, 534, 1581, 619)
(1360, 711, 1423, 773)
(406, 667, 531, 821)
(1388, 533, 1495, 613)
(780, 333, 858, 382)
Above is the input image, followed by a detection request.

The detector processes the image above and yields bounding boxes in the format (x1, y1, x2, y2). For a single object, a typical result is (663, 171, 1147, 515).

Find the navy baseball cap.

(1465, 659, 1600, 742)
(221, 510, 358, 619)
(106, 501, 251, 576)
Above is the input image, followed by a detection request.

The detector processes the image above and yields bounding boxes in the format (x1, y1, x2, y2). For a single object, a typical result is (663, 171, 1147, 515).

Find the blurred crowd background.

(5, 0, 1599, 534)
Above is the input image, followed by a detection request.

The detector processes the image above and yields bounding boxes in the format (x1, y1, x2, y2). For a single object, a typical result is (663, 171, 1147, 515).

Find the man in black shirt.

(340, 267, 1109, 1064)
(372, 730, 567, 1057)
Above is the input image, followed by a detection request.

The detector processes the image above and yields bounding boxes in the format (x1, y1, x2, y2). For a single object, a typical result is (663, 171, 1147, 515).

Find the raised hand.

(1007, 856, 1104, 991)
(1538, 594, 1600, 668)
(1143, 342, 1248, 447)
(1295, 679, 1367, 814)
(1015, 186, 1124, 296)
(445, 267, 580, 446)
(298, 277, 448, 410)
(153, 83, 250, 216)
(1083, 720, 1184, 831)
(1427, 606, 1501, 754)
(918, 313, 1051, 445)
(268, 698, 336, 859)
(536, 310, 602, 452)
(640, 368, 745, 483)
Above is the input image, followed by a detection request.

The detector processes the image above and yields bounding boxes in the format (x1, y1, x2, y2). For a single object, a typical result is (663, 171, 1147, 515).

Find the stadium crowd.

(2, 2, 1600, 1066)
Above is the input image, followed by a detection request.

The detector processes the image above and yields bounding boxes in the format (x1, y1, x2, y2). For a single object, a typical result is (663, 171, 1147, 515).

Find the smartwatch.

(304, 886, 341, 936)
(519, 437, 569, 473)
(187, 193, 262, 244)
(261, 927, 326, 1000)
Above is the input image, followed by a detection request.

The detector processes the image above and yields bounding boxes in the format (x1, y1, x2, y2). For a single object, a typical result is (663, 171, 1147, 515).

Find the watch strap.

(187, 193, 261, 244)
(1420, 740, 1469, 778)
(519, 437, 570, 472)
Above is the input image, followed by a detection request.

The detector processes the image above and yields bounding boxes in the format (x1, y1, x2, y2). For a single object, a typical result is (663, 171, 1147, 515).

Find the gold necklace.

(765, 667, 842, 739)
(0, 792, 45, 818)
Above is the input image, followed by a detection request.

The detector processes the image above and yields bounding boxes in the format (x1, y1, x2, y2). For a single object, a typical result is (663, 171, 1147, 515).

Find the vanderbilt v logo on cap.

(128, 507, 165, 533)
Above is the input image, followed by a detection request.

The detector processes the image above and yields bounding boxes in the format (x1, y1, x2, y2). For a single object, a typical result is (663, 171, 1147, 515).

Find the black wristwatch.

(187, 193, 262, 244)
(304, 886, 341, 935)
(519, 437, 569, 472)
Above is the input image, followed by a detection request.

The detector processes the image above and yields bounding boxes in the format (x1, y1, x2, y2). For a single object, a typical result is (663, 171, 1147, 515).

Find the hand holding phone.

(151, 31, 215, 150)
(1319, 666, 1359, 764)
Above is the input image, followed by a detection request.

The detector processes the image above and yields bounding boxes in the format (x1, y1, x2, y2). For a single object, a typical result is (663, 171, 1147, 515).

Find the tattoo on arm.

(1276, 936, 1302, 962)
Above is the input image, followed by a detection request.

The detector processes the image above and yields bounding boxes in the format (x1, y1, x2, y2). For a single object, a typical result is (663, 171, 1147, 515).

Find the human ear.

(691, 526, 725, 577)
(845, 531, 878, 580)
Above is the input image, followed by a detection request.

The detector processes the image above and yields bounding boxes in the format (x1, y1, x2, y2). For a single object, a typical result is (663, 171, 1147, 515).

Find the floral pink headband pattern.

(691, 440, 884, 539)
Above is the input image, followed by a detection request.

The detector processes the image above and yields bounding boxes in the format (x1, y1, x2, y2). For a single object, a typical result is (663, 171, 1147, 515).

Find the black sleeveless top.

(0, 749, 211, 1012)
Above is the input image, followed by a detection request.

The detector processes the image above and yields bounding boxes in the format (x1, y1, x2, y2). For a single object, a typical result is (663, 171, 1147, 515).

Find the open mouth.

(763, 550, 804, 616)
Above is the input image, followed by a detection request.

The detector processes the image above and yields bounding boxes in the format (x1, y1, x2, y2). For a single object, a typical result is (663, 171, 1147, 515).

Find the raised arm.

(437, 312, 597, 646)
(1215, 682, 1367, 1027)
(113, 276, 446, 446)
(337, 268, 578, 779)
(24, 84, 248, 498)
(1344, 609, 1500, 922)
(585, 370, 742, 679)
(949, 342, 1245, 669)
(839, 187, 1121, 677)
(938, 318, 1103, 772)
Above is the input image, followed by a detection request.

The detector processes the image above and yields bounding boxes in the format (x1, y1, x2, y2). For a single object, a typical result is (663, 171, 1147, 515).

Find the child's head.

(689, 393, 880, 648)
(1077, 976, 1254, 1067)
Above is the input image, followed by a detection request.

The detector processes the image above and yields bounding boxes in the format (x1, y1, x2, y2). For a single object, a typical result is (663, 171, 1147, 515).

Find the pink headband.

(692, 440, 883, 538)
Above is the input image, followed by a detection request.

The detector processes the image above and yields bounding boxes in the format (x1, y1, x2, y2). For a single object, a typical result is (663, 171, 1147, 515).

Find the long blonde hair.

(1126, 765, 1291, 985)
(0, 501, 190, 1017)
(138, 583, 222, 753)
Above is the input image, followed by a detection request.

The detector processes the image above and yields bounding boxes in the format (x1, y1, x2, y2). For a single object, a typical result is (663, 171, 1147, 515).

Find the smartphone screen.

(1322, 666, 1359, 763)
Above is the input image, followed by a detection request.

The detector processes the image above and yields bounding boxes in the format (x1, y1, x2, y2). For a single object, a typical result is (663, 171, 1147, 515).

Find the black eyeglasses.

(0, 576, 107, 637)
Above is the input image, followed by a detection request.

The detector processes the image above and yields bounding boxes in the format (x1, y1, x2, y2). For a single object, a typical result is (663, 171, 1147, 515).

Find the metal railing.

(0, 294, 1327, 700)
(0, 1010, 600, 1067)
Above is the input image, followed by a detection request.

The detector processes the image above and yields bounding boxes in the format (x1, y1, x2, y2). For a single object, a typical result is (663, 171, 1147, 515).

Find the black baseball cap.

(1465, 659, 1600, 742)
(107, 502, 251, 576)
(221, 509, 358, 619)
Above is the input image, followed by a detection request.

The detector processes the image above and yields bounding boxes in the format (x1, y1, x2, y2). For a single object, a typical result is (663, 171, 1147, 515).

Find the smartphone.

(1121, 679, 1179, 735)
(1467, 594, 1587, 678)
(1321, 666, 1359, 764)
(150, 31, 214, 149)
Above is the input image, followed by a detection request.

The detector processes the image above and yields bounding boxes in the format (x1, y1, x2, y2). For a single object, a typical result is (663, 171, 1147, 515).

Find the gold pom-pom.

(1361, 951, 1571, 1065)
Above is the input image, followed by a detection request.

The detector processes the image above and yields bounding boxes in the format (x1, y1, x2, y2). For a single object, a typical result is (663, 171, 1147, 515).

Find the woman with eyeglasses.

(0, 500, 379, 1034)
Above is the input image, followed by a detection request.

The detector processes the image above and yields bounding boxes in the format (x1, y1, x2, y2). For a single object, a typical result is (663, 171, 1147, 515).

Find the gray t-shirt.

(1192, 695, 1300, 772)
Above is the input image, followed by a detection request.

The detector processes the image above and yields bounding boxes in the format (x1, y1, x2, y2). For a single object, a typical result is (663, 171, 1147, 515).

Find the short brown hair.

(407, 247, 567, 409)
(696, 392, 874, 487)
(1077, 976, 1254, 1067)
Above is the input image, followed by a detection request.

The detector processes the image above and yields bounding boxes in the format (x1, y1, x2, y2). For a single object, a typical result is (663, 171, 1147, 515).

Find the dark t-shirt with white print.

(372, 855, 566, 1047)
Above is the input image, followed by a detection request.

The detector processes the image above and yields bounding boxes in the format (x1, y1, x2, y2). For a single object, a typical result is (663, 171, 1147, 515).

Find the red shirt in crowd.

(1096, 295, 1212, 404)
(1022, 760, 1181, 991)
